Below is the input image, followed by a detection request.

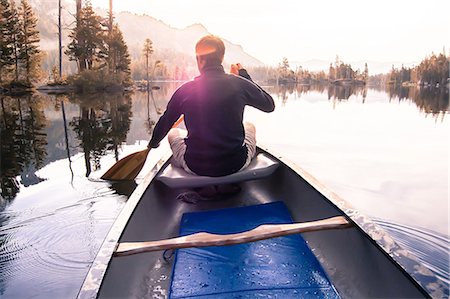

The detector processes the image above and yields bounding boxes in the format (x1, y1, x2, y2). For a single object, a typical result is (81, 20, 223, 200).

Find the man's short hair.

(195, 35, 225, 65)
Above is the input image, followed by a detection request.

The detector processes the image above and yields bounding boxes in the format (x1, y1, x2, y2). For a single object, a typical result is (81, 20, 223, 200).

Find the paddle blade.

(101, 148, 150, 181)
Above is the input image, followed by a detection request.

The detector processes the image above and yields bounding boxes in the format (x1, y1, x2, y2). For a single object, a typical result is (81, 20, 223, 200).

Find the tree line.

(1, 0, 133, 93)
(385, 52, 448, 87)
(0, 0, 41, 88)
(368, 52, 449, 87)
(251, 53, 448, 88)
(247, 56, 369, 85)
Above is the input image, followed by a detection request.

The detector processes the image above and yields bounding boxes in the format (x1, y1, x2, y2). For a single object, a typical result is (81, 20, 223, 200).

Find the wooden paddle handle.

(173, 115, 184, 128)
(114, 216, 351, 257)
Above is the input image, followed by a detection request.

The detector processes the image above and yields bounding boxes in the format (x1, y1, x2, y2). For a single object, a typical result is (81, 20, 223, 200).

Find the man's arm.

(244, 83, 275, 112)
(148, 89, 184, 148)
(240, 73, 275, 112)
(238, 68, 252, 81)
(231, 63, 275, 112)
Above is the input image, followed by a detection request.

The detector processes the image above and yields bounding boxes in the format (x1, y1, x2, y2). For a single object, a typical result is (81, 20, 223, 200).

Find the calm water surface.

(0, 83, 448, 298)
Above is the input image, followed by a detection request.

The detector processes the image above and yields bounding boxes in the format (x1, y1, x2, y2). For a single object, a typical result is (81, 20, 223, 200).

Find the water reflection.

(69, 93, 133, 176)
(385, 85, 449, 116)
(270, 83, 449, 119)
(1, 94, 48, 200)
(375, 218, 450, 287)
(0, 90, 160, 298)
(0, 89, 169, 200)
(270, 83, 367, 104)
(1, 83, 448, 200)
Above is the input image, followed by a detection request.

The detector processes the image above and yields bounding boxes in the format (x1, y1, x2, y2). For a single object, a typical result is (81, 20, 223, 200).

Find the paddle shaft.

(172, 114, 185, 128)
(114, 216, 351, 257)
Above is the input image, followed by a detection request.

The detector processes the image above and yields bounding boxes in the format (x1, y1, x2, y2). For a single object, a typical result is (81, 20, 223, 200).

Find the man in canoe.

(148, 35, 275, 180)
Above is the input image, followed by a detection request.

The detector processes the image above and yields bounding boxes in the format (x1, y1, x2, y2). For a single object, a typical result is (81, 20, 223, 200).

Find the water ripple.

(374, 218, 450, 286)
(0, 199, 119, 298)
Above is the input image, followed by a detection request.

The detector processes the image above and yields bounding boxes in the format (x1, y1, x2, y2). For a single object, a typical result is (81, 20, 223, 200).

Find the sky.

(90, 0, 450, 66)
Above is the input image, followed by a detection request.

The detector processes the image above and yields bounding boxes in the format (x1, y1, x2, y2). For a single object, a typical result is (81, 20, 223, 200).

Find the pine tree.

(19, 0, 41, 83)
(105, 24, 131, 84)
(363, 63, 369, 82)
(142, 38, 153, 89)
(328, 63, 335, 81)
(0, 0, 14, 83)
(66, 2, 104, 71)
(107, 25, 130, 74)
(8, 0, 21, 82)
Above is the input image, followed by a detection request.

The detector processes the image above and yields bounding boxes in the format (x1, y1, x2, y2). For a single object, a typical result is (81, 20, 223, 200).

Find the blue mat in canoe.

(169, 202, 340, 298)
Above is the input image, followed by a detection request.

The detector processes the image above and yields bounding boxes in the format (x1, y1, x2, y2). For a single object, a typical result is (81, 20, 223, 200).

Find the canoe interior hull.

(97, 151, 428, 298)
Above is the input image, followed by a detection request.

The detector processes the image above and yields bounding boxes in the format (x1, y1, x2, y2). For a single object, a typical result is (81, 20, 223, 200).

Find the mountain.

(33, 1, 264, 75)
(32, 1, 413, 76)
(111, 11, 264, 67)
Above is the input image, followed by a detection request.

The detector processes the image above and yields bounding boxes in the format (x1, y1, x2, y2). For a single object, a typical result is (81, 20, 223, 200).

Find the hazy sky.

(90, 0, 449, 65)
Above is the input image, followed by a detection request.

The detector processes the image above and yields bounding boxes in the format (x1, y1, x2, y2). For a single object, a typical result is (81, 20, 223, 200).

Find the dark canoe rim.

(77, 145, 444, 299)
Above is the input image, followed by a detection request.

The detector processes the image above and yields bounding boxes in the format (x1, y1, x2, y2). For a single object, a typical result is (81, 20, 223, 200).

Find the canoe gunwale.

(77, 150, 173, 299)
(258, 144, 442, 298)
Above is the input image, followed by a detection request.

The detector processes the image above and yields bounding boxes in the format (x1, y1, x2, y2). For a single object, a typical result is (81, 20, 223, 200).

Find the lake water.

(0, 83, 448, 298)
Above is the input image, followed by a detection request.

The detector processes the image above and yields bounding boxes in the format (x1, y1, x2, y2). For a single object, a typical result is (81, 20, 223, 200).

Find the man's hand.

(230, 63, 243, 75)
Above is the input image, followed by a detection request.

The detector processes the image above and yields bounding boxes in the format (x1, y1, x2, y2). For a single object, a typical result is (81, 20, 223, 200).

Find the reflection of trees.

(271, 84, 298, 105)
(155, 82, 178, 102)
(145, 91, 156, 135)
(57, 96, 75, 183)
(20, 96, 48, 186)
(1, 98, 20, 199)
(413, 88, 449, 117)
(273, 83, 447, 117)
(0, 95, 48, 200)
(386, 85, 449, 118)
(69, 93, 132, 176)
(327, 85, 367, 102)
(141, 82, 180, 135)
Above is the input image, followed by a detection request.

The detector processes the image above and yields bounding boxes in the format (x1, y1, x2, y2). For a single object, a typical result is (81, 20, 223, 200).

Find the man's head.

(195, 35, 225, 72)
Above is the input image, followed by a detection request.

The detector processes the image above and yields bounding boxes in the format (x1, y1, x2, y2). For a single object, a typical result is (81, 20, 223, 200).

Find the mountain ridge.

(34, 1, 264, 69)
(113, 11, 264, 67)
(32, 1, 410, 75)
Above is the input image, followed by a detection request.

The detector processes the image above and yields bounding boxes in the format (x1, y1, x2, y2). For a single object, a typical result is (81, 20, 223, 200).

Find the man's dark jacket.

(149, 64, 275, 176)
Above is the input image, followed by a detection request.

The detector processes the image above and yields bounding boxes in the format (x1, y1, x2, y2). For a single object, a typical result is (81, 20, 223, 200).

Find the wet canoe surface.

(169, 202, 340, 298)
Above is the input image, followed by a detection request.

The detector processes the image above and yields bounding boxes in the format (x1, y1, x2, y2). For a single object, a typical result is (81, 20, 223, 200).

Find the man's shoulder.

(173, 80, 195, 95)
(228, 73, 258, 89)
(180, 80, 196, 88)
(223, 73, 251, 84)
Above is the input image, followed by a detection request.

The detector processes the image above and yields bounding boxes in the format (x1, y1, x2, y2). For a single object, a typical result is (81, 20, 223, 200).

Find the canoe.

(77, 146, 444, 298)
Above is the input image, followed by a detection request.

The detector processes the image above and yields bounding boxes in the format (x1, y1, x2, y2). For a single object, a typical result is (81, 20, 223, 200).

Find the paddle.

(101, 115, 184, 181)
(114, 215, 351, 256)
